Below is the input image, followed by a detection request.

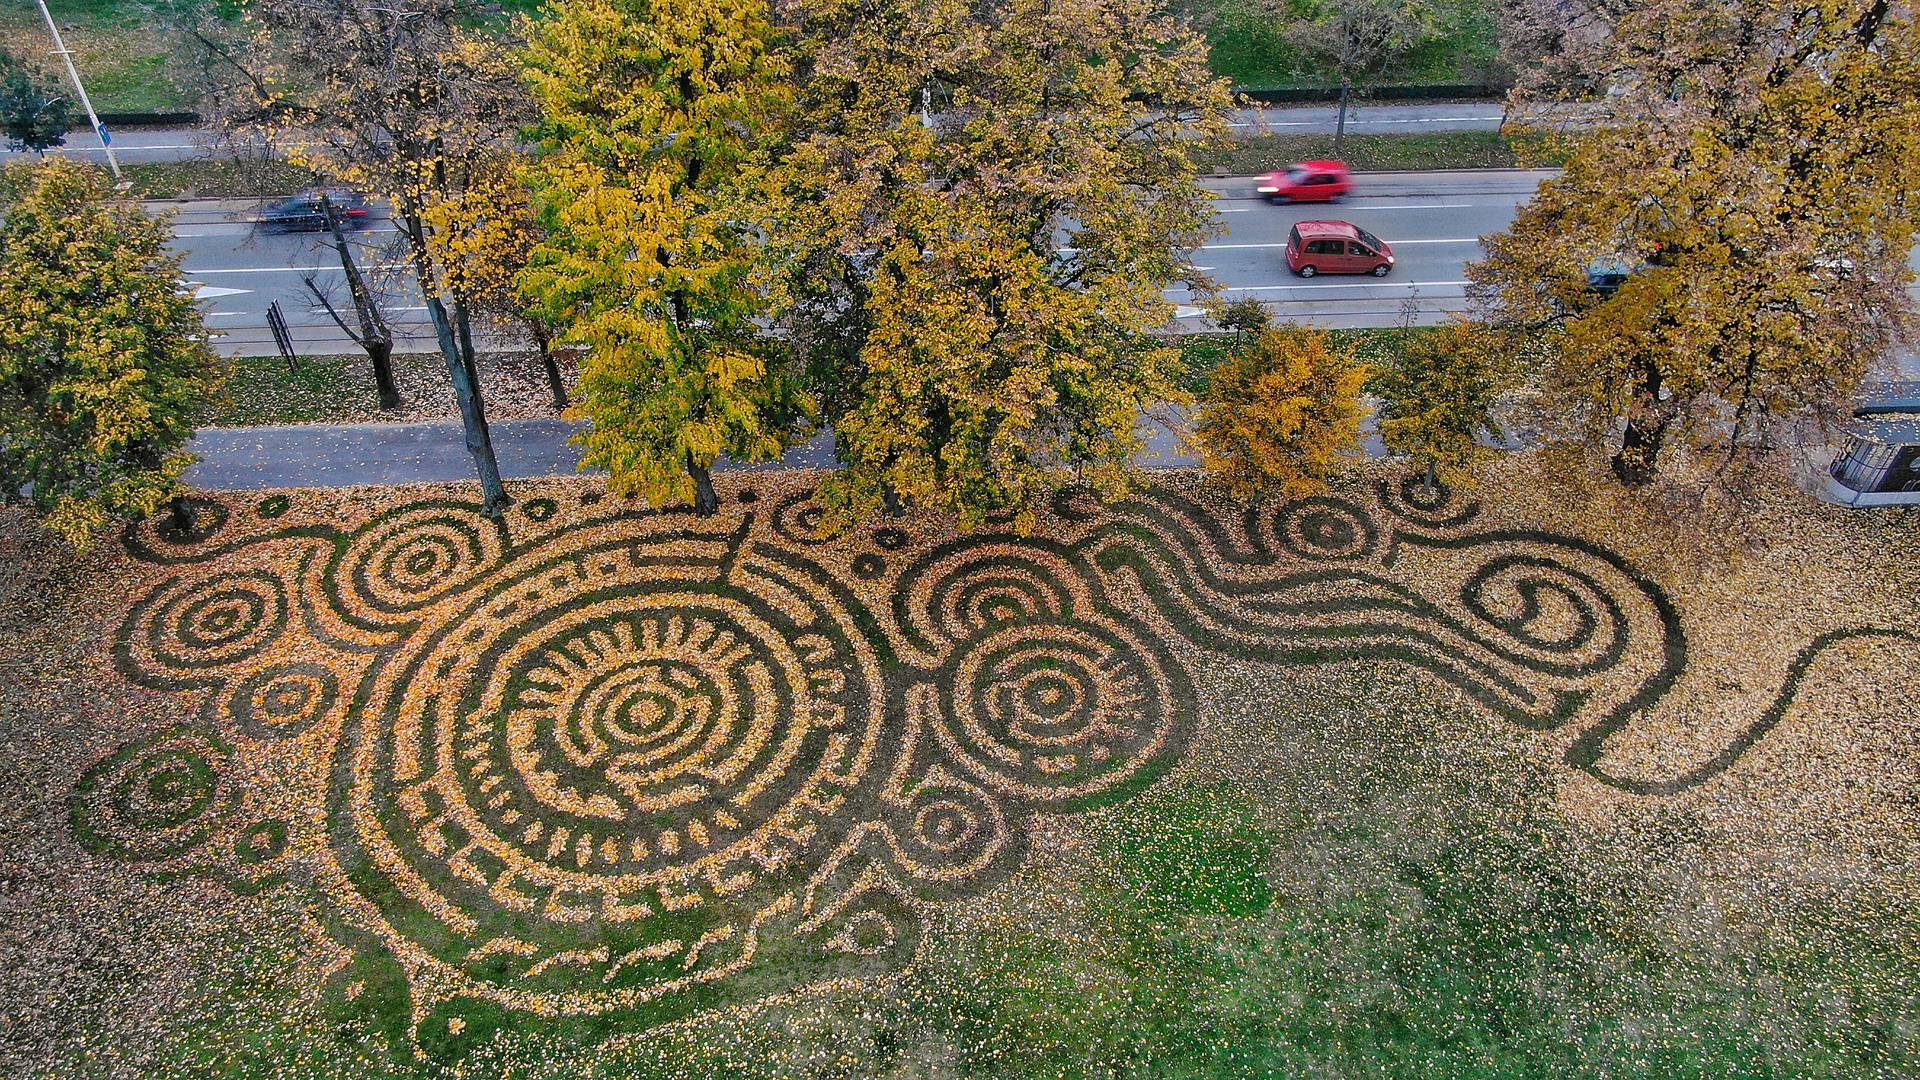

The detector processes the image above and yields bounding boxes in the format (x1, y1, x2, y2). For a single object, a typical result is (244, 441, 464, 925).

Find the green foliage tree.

(0, 160, 222, 547)
(766, 0, 1236, 529)
(519, 0, 804, 514)
(1192, 324, 1371, 497)
(1370, 319, 1510, 489)
(1472, 0, 1920, 486)
(0, 50, 76, 154)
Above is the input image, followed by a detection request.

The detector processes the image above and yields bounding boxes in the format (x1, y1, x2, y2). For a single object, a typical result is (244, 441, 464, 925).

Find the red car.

(1284, 221, 1394, 278)
(1256, 160, 1352, 203)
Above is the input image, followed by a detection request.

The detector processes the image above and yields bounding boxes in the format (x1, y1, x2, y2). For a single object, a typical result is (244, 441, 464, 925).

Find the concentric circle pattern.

(940, 618, 1184, 804)
(71, 725, 235, 863)
(325, 502, 507, 624)
(89, 478, 1850, 1053)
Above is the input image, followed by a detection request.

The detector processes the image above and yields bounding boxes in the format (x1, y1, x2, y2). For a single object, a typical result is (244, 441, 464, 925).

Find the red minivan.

(1256, 160, 1352, 203)
(1285, 221, 1395, 278)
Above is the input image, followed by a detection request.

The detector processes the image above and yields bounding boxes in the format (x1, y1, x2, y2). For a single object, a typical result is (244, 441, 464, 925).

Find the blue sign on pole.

(96, 122, 111, 146)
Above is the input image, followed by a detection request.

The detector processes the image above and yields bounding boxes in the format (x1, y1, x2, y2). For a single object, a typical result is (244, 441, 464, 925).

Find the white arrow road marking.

(1174, 306, 1207, 318)
(189, 284, 253, 299)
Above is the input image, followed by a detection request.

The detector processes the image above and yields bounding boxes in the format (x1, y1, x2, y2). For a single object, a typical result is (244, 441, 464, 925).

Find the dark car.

(260, 188, 371, 232)
(1584, 258, 1635, 296)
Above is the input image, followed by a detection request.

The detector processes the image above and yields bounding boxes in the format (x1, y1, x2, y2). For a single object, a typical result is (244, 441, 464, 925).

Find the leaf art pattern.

(76, 478, 1907, 1060)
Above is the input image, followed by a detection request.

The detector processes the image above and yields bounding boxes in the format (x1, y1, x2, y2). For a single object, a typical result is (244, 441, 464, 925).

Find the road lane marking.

(1381, 238, 1481, 244)
(1218, 279, 1469, 292)
(1229, 115, 1502, 129)
(181, 263, 410, 275)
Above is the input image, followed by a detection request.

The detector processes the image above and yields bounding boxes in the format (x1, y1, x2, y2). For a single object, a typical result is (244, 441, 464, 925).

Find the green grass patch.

(125, 158, 320, 199)
(1194, 130, 1522, 175)
(1199, 0, 1502, 88)
(199, 353, 392, 426)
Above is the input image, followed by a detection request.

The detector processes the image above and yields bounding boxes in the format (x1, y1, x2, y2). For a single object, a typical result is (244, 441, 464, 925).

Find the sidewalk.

(182, 413, 1207, 490)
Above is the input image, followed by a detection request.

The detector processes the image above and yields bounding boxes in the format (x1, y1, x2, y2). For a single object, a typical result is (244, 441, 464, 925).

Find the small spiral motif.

(894, 540, 1088, 663)
(1460, 554, 1628, 674)
(133, 570, 290, 674)
(1378, 474, 1480, 528)
(886, 769, 1012, 883)
(71, 726, 235, 863)
(327, 502, 506, 621)
(769, 488, 829, 545)
(1270, 497, 1377, 560)
(939, 619, 1181, 804)
(224, 663, 339, 739)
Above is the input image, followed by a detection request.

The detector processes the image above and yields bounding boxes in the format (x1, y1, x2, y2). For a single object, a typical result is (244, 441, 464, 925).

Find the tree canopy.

(1370, 320, 1513, 487)
(765, 0, 1236, 528)
(520, 0, 806, 513)
(0, 50, 76, 154)
(1192, 324, 1371, 498)
(0, 160, 222, 547)
(1473, 0, 1920, 485)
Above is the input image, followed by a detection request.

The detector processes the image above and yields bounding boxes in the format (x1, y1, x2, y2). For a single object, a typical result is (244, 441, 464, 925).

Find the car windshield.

(1285, 166, 1308, 181)
(1356, 228, 1383, 250)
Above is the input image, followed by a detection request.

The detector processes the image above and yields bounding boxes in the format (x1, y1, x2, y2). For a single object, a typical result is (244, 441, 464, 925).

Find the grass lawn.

(1200, 0, 1503, 88)
(7, 0, 1501, 116)
(1194, 130, 1532, 175)
(2, 460, 1915, 1077)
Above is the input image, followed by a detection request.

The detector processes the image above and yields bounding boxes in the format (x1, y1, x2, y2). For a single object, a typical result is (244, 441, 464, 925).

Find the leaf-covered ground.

(0, 460, 1914, 1078)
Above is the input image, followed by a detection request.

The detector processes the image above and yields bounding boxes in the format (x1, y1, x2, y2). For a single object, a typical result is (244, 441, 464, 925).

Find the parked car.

(1285, 220, 1394, 277)
(1256, 160, 1351, 203)
(259, 188, 372, 232)
(1813, 380, 1920, 507)
(1584, 257, 1636, 296)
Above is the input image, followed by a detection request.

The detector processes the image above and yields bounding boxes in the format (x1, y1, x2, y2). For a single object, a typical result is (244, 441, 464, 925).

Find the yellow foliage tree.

(1370, 319, 1515, 489)
(766, 0, 1235, 529)
(1193, 325, 1372, 498)
(520, 0, 805, 514)
(1473, 0, 1920, 486)
(0, 160, 223, 547)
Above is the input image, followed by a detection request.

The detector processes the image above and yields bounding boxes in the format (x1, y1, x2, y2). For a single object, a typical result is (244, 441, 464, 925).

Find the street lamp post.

(31, 0, 125, 186)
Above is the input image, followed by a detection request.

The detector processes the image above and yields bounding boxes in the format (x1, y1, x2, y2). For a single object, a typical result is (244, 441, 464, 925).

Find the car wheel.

(1298, 265, 1317, 278)
(1371, 264, 1391, 277)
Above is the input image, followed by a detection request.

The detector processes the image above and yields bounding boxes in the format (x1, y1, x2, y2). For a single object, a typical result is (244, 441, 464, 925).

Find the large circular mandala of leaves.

(333, 533, 888, 1017)
(83, 478, 1907, 1060)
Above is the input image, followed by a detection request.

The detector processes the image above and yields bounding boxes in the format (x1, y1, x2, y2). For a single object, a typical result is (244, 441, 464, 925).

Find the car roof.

(1293, 220, 1361, 238)
(1296, 159, 1347, 171)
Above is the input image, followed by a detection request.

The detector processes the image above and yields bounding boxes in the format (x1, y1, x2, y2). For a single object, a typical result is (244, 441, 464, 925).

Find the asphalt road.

(169, 169, 1550, 354)
(8, 102, 1508, 164)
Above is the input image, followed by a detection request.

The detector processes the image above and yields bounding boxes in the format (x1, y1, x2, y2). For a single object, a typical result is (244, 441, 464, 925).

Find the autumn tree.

(519, 0, 804, 514)
(1284, 0, 1444, 155)
(305, 194, 401, 411)
(0, 50, 75, 154)
(423, 155, 570, 411)
(221, 0, 531, 514)
(1370, 319, 1512, 490)
(1192, 324, 1370, 497)
(1471, 0, 1920, 486)
(0, 160, 223, 547)
(768, 0, 1236, 528)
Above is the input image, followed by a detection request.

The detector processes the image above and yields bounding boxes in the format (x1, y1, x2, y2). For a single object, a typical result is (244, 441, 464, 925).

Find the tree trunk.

(423, 292, 511, 516)
(319, 194, 400, 410)
(367, 336, 400, 412)
(166, 494, 196, 534)
(528, 317, 567, 410)
(685, 451, 718, 516)
(881, 484, 906, 518)
(1334, 79, 1351, 160)
(1611, 415, 1670, 486)
(1423, 458, 1438, 495)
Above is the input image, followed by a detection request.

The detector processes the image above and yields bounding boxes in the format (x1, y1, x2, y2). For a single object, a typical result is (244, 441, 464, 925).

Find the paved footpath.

(183, 413, 1208, 491)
